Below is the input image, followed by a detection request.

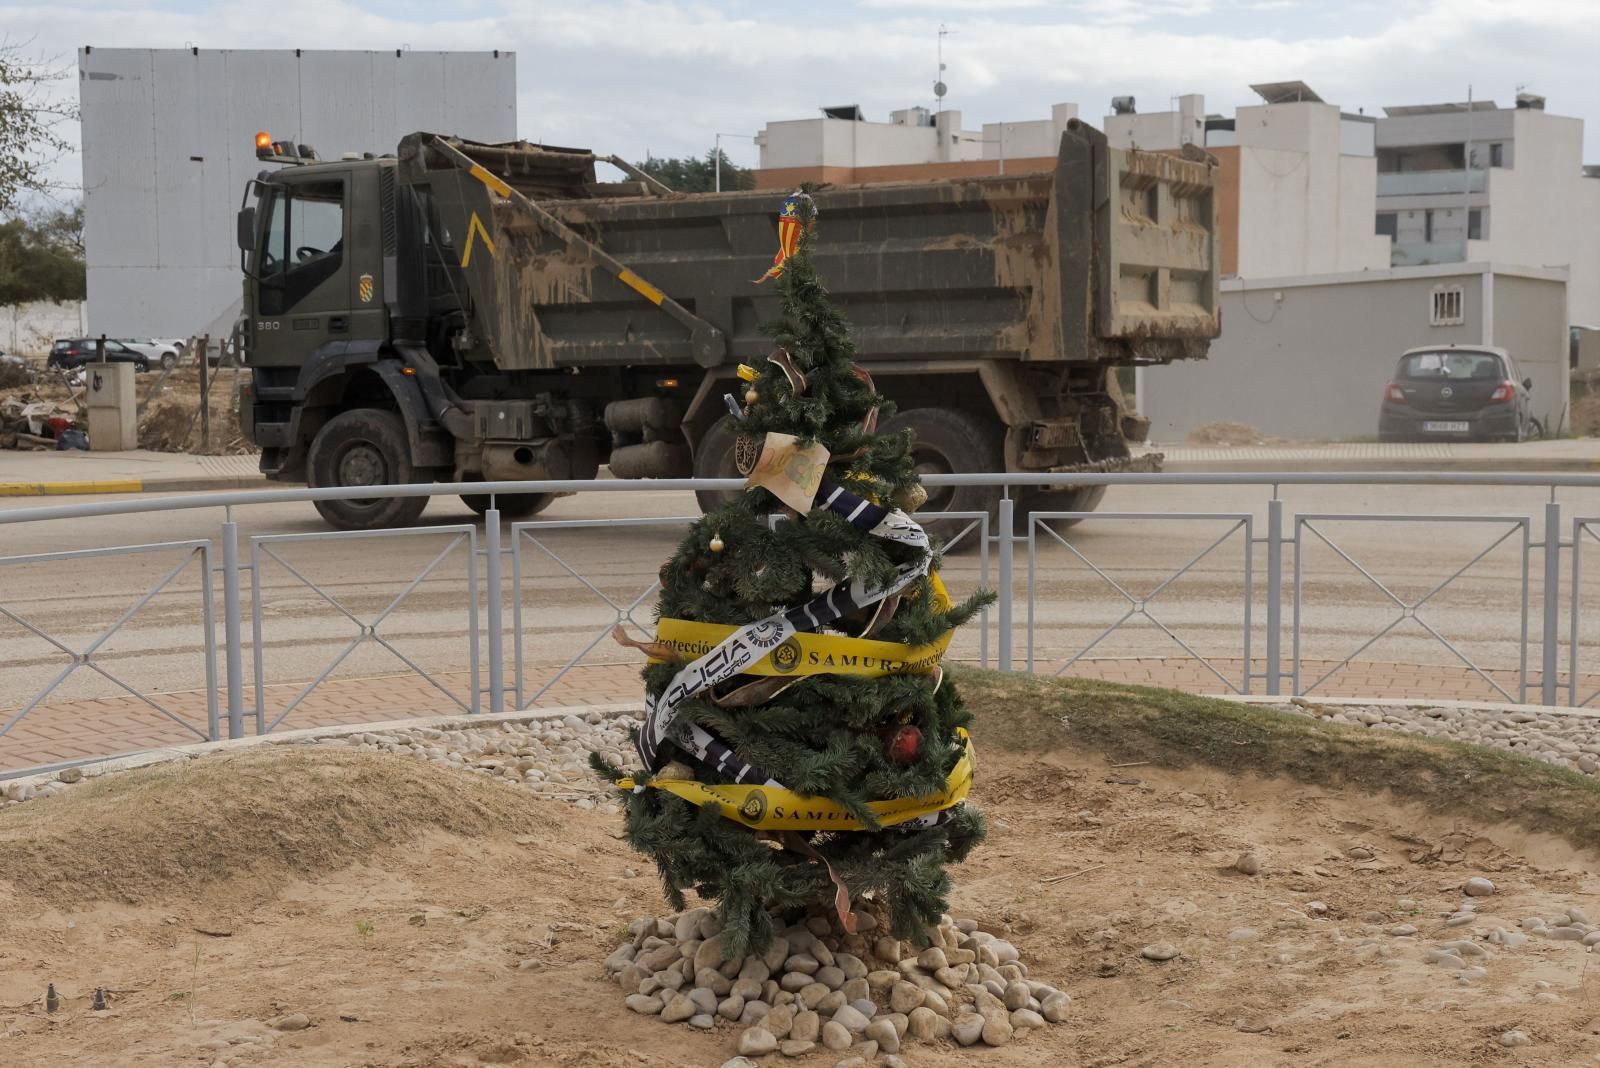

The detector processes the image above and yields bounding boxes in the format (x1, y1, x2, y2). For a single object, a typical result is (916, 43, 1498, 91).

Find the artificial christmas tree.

(594, 194, 990, 959)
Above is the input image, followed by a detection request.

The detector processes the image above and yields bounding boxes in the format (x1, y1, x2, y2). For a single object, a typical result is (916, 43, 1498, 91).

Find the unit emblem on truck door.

(358, 274, 374, 303)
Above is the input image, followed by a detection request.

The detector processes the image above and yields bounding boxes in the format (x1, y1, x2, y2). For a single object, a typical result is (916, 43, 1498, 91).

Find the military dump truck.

(234, 123, 1219, 529)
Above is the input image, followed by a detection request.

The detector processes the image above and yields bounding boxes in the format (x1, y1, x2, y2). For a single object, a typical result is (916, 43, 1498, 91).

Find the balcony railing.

(1390, 239, 1468, 267)
(1377, 169, 1488, 197)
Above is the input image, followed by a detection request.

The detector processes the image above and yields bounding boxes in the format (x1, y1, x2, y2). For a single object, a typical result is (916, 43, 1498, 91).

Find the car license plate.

(1423, 421, 1469, 433)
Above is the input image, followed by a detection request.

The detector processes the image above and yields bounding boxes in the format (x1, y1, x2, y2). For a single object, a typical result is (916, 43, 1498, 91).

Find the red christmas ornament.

(885, 724, 922, 765)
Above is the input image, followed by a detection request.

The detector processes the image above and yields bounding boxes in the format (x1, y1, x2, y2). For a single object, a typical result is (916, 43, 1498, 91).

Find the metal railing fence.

(2, 471, 1597, 777)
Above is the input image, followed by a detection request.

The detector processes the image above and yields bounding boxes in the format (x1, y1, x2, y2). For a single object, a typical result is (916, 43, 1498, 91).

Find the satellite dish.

(934, 81, 947, 99)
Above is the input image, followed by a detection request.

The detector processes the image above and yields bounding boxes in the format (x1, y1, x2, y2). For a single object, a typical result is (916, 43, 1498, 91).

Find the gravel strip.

(1268, 699, 1600, 777)
(2, 708, 643, 809)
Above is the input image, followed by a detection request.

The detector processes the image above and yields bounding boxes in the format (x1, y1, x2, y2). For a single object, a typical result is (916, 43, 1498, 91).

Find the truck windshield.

(258, 179, 346, 315)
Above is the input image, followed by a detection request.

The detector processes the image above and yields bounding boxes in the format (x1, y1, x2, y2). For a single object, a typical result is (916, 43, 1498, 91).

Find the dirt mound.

(1574, 389, 1600, 437)
(1186, 421, 1284, 446)
(0, 748, 551, 906)
(136, 399, 195, 451)
(5, 687, 1600, 1066)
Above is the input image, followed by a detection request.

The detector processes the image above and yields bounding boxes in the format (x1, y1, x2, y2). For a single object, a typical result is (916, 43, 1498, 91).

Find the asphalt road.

(2, 481, 1596, 710)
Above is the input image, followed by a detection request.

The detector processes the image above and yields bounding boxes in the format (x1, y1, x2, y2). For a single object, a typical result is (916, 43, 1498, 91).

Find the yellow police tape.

(651, 573, 952, 679)
(618, 729, 974, 831)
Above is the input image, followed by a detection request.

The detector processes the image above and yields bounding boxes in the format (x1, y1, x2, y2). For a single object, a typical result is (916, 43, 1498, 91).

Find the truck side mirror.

(236, 206, 256, 252)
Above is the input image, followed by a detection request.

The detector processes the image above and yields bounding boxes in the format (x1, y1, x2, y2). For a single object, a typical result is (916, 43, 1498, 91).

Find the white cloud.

(4, 0, 1596, 201)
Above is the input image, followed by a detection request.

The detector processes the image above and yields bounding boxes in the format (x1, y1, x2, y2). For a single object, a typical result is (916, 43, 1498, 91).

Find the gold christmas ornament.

(895, 484, 929, 512)
(745, 387, 760, 405)
(709, 532, 726, 553)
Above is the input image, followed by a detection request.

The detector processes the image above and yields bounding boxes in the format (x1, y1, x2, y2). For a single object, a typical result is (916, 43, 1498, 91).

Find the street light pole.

(1462, 84, 1474, 254)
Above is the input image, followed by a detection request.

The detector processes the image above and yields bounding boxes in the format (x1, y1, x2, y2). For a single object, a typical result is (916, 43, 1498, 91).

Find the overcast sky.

(7, 0, 1599, 195)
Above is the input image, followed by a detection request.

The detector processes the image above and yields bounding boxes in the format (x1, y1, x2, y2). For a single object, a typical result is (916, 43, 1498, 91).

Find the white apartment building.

(1375, 94, 1600, 326)
(755, 103, 1081, 188)
(1104, 83, 1390, 279)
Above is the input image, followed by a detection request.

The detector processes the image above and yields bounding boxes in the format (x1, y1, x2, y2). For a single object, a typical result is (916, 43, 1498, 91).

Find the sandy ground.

(3, 740, 1600, 1067)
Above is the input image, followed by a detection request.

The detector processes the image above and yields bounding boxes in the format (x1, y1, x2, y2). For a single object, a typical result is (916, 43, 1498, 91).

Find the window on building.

(1489, 142, 1504, 167)
(1430, 285, 1465, 326)
(1424, 209, 1434, 243)
(1468, 209, 1483, 241)
(1375, 213, 1398, 238)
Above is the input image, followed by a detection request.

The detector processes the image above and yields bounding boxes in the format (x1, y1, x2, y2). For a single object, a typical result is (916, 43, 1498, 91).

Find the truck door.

(251, 176, 351, 366)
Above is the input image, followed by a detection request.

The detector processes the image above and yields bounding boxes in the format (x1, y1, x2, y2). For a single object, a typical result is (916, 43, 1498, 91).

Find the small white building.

(1375, 94, 1600, 327)
(755, 103, 1081, 188)
(78, 47, 518, 340)
(1105, 82, 1391, 279)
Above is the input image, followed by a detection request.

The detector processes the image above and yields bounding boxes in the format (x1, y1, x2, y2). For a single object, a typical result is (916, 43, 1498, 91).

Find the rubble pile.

(0, 390, 80, 450)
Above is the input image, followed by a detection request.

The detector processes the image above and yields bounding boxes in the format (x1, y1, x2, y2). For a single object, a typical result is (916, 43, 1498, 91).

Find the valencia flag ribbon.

(753, 190, 815, 283)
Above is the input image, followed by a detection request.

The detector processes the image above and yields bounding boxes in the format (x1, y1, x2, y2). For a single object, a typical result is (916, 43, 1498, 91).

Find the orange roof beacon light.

(255, 131, 273, 159)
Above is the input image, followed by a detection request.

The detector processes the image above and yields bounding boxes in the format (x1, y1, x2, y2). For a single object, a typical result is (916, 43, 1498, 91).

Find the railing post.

(1266, 497, 1283, 696)
(997, 493, 1014, 672)
(1543, 500, 1561, 706)
(220, 517, 245, 738)
(484, 506, 505, 713)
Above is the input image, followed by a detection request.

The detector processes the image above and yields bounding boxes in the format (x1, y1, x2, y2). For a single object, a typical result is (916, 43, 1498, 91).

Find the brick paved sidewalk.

(4, 657, 1597, 773)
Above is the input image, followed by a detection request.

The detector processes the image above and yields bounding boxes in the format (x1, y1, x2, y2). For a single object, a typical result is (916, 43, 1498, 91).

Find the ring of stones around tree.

(607, 904, 1071, 1062)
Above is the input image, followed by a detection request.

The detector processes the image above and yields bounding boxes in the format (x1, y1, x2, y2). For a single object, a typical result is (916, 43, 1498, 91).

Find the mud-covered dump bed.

(402, 122, 1220, 374)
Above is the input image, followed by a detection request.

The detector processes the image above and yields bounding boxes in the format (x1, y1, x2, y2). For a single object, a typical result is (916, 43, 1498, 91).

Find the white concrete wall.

(1233, 101, 1390, 277)
(759, 113, 984, 168)
(1477, 111, 1598, 325)
(80, 48, 517, 339)
(1, 301, 88, 357)
(1576, 177, 1600, 327)
(979, 104, 1080, 161)
(1340, 117, 1376, 156)
(1106, 110, 1186, 150)
(1338, 154, 1392, 271)
(1105, 94, 1202, 151)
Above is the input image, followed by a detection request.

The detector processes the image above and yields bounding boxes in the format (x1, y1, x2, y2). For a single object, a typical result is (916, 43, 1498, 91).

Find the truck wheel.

(693, 416, 744, 514)
(879, 408, 1004, 520)
(460, 492, 555, 520)
(307, 408, 430, 530)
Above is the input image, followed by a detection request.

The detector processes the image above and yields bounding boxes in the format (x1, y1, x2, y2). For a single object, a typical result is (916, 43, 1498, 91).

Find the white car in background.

(118, 338, 184, 370)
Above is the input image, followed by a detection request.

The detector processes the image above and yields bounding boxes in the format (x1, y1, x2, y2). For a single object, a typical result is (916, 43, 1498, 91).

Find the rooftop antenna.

(934, 24, 950, 116)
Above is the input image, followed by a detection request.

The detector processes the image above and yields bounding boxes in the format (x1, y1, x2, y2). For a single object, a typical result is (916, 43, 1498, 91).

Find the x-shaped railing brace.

(251, 529, 479, 731)
(0, 542, 215, 742)
(1295, 516, 1529, 701)
(1028, 514, 1252, 694)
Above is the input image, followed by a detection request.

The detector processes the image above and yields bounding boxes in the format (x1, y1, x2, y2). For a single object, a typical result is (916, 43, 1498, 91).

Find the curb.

(1218, 693, 1600, 721)
(1152, 456, 1600, 474)
(0, 475, 266, 497)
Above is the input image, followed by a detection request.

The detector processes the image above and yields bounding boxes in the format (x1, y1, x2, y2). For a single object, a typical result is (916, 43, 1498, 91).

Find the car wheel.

(135, 359, 149, 373)
(160, 351, 177, 371)
(307, 408, 430, 530)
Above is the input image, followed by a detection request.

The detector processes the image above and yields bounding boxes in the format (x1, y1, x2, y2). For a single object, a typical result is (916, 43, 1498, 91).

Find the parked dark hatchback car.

(47, 338, 151, 373)
(1378, 345, 1541, 443)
